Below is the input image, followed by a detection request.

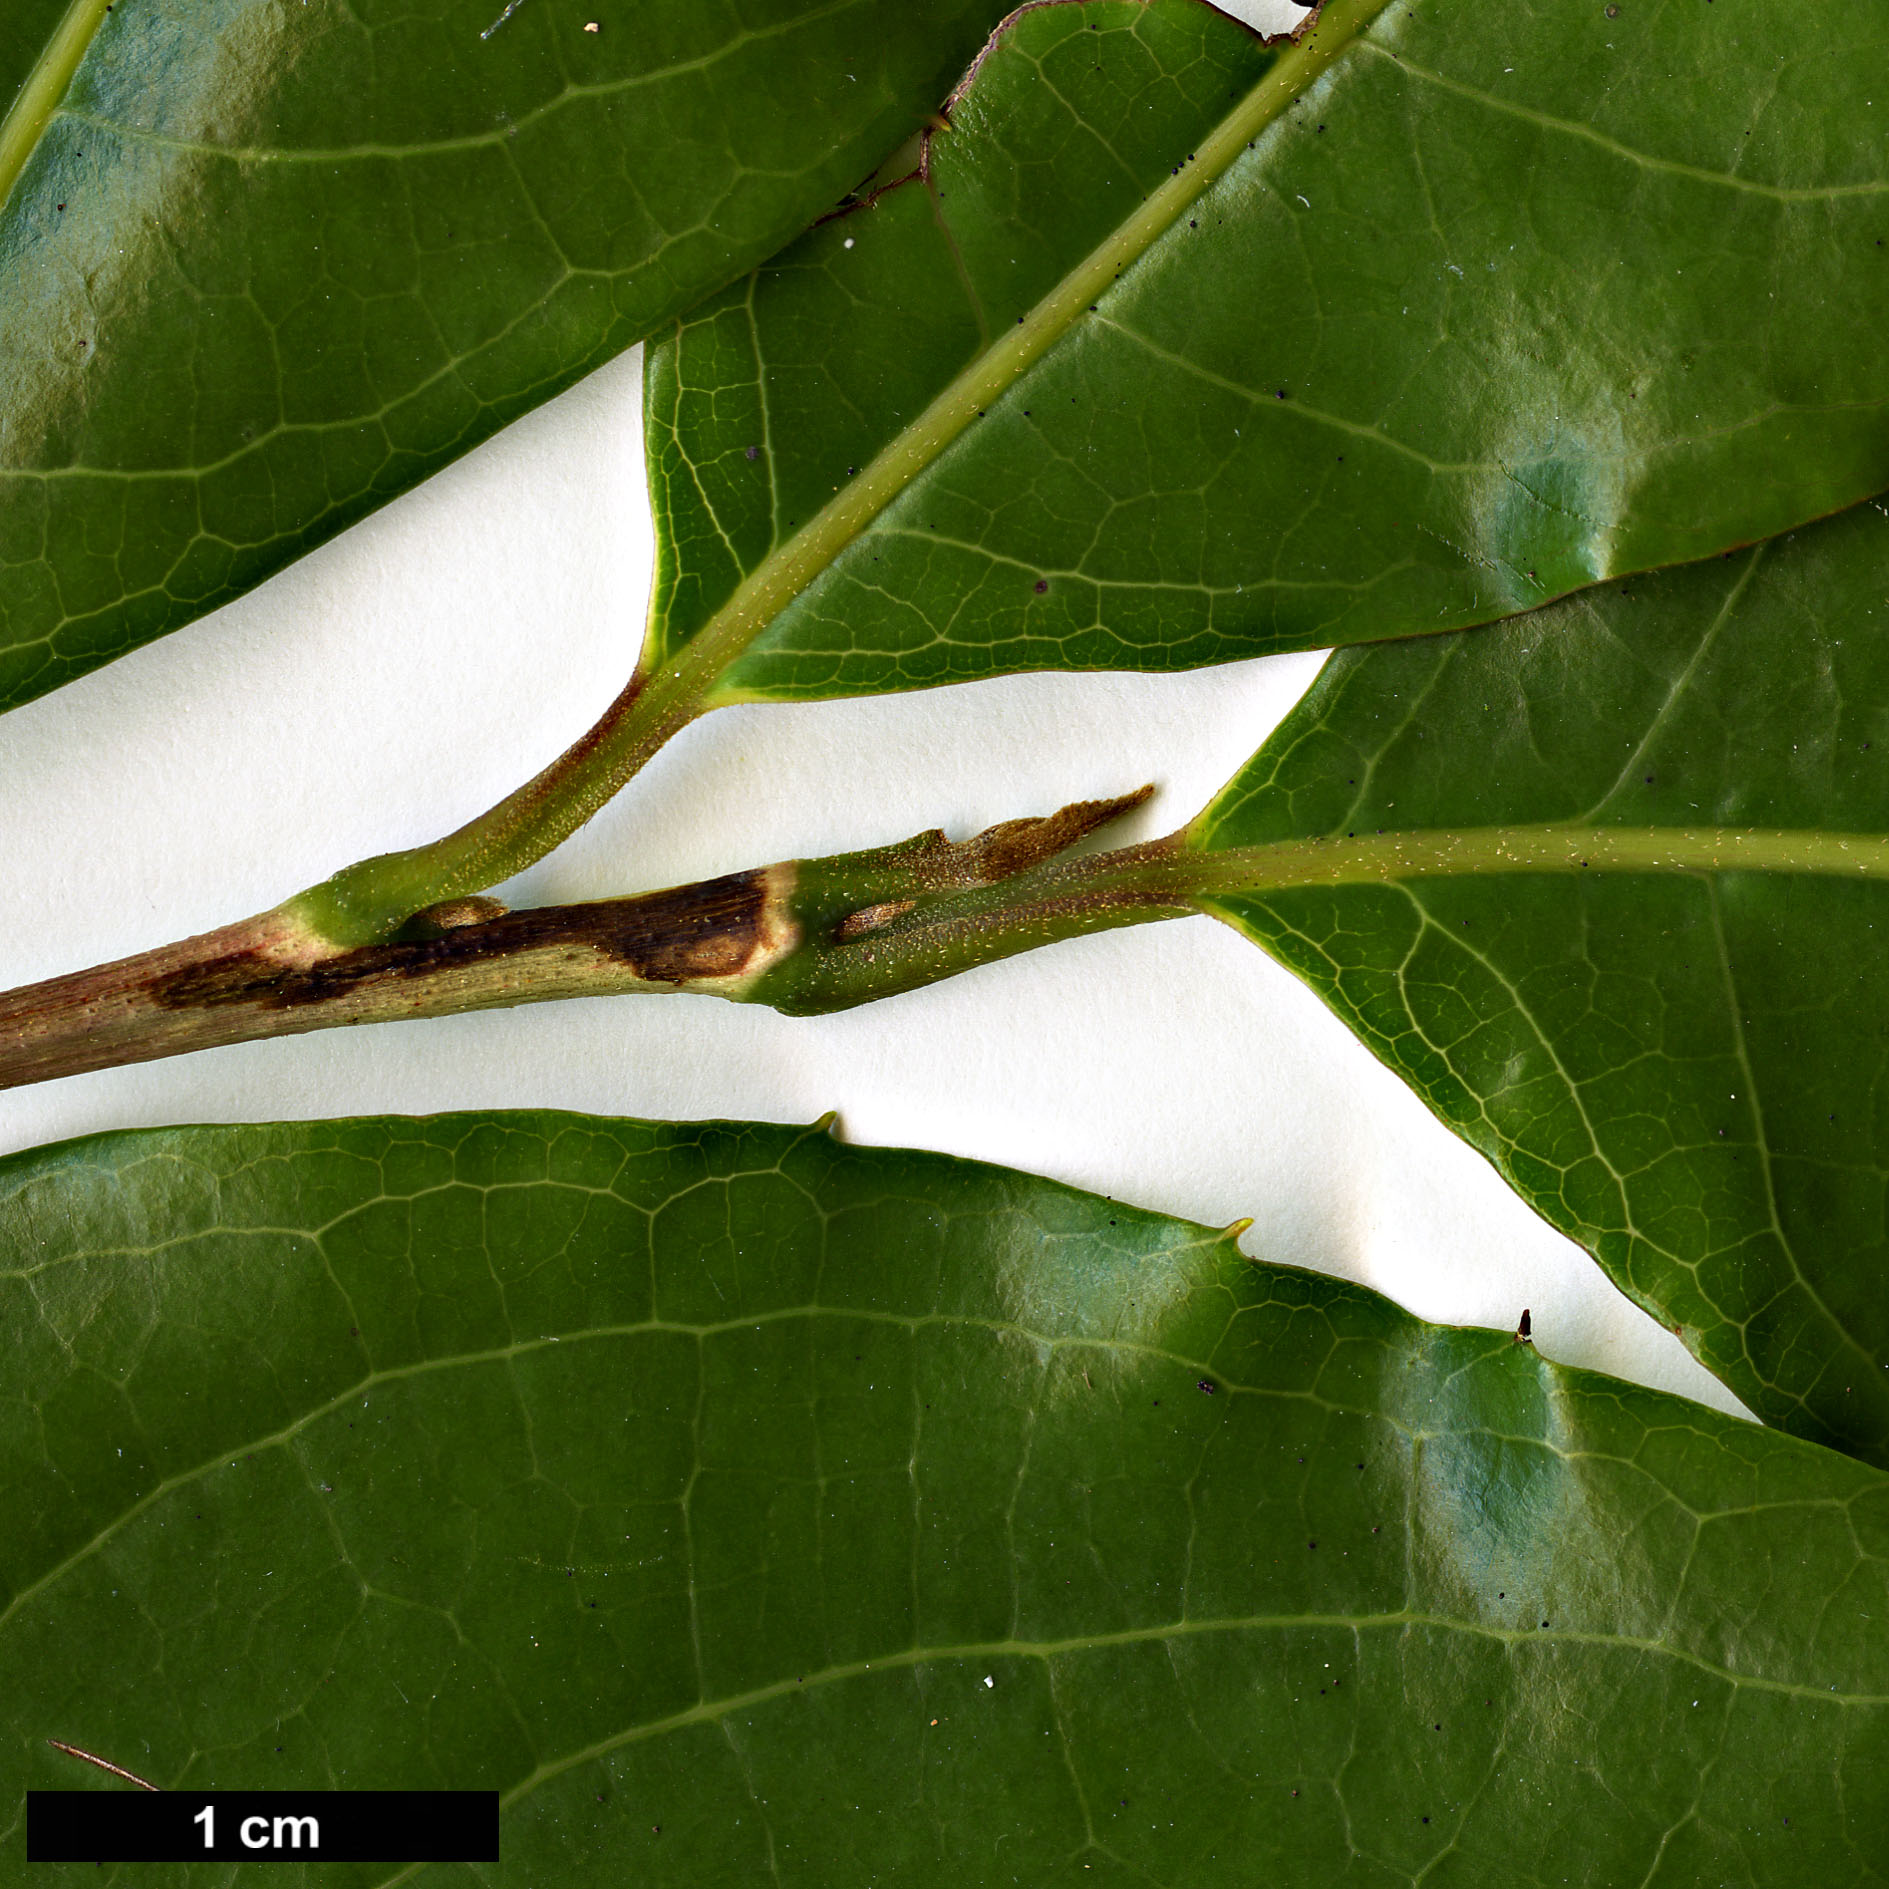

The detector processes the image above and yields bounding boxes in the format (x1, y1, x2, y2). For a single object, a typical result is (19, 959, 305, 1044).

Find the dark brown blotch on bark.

(151, 871, 773, 1012)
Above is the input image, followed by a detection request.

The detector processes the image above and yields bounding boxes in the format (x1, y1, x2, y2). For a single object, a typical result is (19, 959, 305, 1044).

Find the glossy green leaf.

(1194, 496, 1889, 1468)
(4, 1112, 1886, 1882)
(645, 0, 1889, 703)
(0, 0, 1018, 714)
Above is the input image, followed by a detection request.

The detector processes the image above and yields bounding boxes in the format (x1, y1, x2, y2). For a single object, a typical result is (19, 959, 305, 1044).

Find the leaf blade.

(2, 1112, 1884, 1881)
(645, 0, 1889, 702)
(0, 0, 1021, 713)
(1195, 498, 1889, 1467)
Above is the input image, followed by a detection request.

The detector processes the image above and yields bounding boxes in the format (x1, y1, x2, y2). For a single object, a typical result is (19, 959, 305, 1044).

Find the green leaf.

(0, 0, 1019, 715)
(644, 0, 1889, 704)
(4, 1112, 1886, 1882)
(1193, 495, 1889, 1468)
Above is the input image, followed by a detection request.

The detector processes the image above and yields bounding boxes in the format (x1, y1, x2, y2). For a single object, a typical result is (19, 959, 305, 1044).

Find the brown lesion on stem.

(0, 867, 798, 1091)
(887, 786, 1156, 890)
(150, 871, 780, 1012)
(815, 788, 1158, 924)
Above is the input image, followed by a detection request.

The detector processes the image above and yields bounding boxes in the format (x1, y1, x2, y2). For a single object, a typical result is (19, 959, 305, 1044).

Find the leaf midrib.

(45, 0, 874, 169)
(1186, 824, 1889, 889)
(362, 1608, 1889, 1885)
(652, 0, 1392, 714)
(0, 0, 110, 214)
(0, 1298, 1253, 1641)
(13, 1271, 1874, 1714)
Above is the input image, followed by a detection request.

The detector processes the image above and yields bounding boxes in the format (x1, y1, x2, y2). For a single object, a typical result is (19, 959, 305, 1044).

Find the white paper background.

(0, 0, 1748, 1422)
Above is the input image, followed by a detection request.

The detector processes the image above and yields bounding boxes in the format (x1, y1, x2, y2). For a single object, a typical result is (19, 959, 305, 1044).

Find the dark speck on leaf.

(1308, 1541, 1316, 1550)
(1034, 579, 1048, 593)
(1645, 775, 1655, 783)
(1198, 1379, 1216, 1394)
(746, 445, 759, 460)
(1275, 388, 1288, 399)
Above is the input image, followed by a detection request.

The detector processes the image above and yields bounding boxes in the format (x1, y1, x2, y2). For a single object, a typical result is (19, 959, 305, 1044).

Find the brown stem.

(0, 791, 1160, 1091)
(12, 805, 1879, 1092)
(0, 870, 795, 1091)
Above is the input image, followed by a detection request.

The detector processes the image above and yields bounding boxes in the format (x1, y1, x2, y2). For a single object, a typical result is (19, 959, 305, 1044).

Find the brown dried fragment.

(401, 895, 509, 939)
(835, 900, 918, 942)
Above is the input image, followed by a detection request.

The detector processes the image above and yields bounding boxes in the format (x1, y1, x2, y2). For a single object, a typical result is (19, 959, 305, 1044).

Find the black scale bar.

(28, 1791, 500, 1863)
